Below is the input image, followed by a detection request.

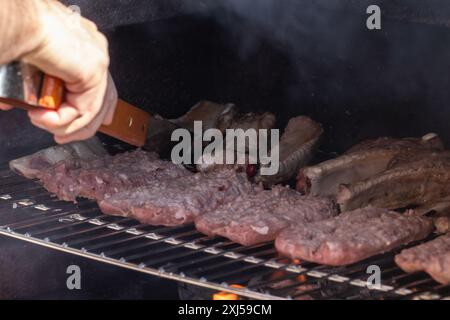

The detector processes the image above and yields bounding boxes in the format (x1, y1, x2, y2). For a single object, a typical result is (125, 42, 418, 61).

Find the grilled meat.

(170, 100, 236, 133)
(198, 115, 322, 188)
(195, 111, 276, 174)
(337, 151, 450, 211)
(195, 185, 337, 246)
(228, 111, 276, 132)
(256, 116, 323, 187)
(395, 234, 450, 285)
(275, 208, 433, 266)
(415, 199, 450, 234)
(296, 133, 443, 197)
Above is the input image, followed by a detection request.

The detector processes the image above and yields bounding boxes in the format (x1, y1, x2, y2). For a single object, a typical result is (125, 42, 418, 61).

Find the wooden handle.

(99, 99, 150, 147)
(33, 74, 150, 147)
(38, 75, 64, 109)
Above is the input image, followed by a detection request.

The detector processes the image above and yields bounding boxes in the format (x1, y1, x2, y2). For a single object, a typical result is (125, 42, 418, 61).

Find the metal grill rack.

(0, 165, 449, 300)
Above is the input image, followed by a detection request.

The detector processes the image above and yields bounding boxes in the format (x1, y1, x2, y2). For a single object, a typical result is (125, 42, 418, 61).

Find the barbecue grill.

(0, 156, 448, 300)
(1, 0, 450, 300)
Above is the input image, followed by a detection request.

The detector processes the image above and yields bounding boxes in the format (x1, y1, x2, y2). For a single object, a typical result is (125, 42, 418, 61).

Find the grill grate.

(0, 166, 449, 300)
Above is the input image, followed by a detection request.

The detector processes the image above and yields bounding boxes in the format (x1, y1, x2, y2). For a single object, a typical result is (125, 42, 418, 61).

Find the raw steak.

(195, 185, 337, 246)
(395, 234, 450, 284)
(39, 149, 191, 201)
(99, 169, 254, 226)
(275, 208, 433, 266)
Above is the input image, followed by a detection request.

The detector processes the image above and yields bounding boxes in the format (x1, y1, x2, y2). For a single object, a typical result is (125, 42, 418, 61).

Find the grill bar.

(0, 167, 449, 300)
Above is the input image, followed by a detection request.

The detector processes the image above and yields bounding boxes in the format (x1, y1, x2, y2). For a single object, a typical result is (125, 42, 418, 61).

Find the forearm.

(0, 0, 116, 144)
(0, 0, 44, 65)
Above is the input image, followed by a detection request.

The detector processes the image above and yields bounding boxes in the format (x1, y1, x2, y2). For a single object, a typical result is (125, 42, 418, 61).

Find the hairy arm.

(0, 0, 117, 144)
(0, 0, 43, 65)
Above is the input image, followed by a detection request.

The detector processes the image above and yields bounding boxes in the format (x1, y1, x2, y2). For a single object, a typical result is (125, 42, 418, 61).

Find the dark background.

(1, 0, 450, 298)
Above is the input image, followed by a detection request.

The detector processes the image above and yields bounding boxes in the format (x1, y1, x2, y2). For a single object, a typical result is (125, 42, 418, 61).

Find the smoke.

(193, 0, 360, 59)
(187, 0, 374, 108)
(63, 0, 450, 147)
(188, 1, 373, 115)
(186, 0, 450, 147)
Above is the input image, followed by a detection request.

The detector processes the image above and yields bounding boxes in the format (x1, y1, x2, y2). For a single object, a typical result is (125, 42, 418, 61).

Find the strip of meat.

(39, 149, 191, 202)
(9, 137, 107, 179)
(415, 198, 450, 216)
(99, 170, 254, 226)
(195, 185, 337, 246)
(395, 234, 450, 284)
(228, 112, 276, 132)
(256, 116, 323, 187)
(198, 116, 321, 186)
(337, 152, 450, 212)
(296, 133, 443, 197)
(170, 100, 236, 133)
(415, 198, 450, 234)
(275, 208, 433, 266)
(344, 133, 443, 154)
(195, 112, 276, 174)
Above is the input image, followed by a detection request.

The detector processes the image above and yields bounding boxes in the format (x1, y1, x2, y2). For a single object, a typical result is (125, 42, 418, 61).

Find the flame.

(269, 270, 285, 280)
(213, 284, 244, 300)
(297, 274, 307, 282)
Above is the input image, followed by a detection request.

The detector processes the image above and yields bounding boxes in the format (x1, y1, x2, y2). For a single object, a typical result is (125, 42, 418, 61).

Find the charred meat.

(297, 133, 443, 197)
(169, 100, 236, 133)
(337, 151, 450, 212)
(256, 116, 323, 187)
(195, 111, 276, 174)
(227, 111, 276, 132)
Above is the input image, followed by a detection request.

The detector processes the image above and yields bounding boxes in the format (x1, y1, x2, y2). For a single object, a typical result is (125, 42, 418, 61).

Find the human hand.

(22, 1, 117, 143)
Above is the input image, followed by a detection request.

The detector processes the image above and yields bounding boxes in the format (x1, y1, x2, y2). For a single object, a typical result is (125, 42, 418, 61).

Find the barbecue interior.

(1, 1, 450, 299)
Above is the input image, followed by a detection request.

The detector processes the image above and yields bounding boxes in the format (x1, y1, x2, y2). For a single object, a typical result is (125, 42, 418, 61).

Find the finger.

(27, 104, 79, 134)
(81, 18, 98, 33)
(54, 77, 111, 143)
(60, 72, 108, 136)
(0, 103, 13, 111)
(54, 100, 107, 144)
(55, 95, 110, 144)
